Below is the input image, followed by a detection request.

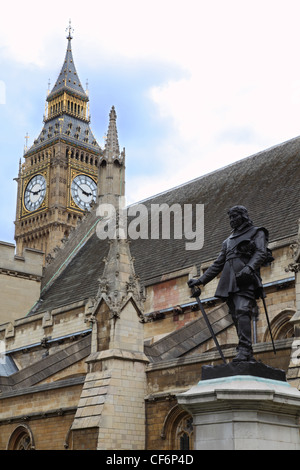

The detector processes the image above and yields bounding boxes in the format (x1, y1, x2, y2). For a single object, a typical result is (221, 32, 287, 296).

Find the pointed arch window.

(161, 405, 194, 450)
(176, 416, 193, 450)
(7, 425, 35, 450)
(263, 309, 295, 342)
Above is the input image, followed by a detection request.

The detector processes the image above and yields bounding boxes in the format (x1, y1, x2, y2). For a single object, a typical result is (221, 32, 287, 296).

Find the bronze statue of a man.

(188, 206, 271, 362)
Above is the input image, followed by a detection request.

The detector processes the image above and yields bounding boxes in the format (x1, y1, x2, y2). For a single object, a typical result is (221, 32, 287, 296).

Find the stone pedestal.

(177, 375, 300, 450)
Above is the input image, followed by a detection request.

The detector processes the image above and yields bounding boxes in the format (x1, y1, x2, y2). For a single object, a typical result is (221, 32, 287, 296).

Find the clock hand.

(81, 189, 92, 197)
(74, 181, 92, 197)
(28, 188, 42, 195)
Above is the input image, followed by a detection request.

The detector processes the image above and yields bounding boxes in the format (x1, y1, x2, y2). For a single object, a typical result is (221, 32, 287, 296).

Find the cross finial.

(66, 19, 74, 40)
(24, 132, 30, 153)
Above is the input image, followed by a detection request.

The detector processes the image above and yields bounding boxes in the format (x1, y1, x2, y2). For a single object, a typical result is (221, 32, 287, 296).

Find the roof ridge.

(129, 134, 300, 206)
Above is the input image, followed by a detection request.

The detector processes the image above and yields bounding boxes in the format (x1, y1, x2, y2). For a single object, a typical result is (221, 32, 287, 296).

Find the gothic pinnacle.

(105, 106, 120, 160)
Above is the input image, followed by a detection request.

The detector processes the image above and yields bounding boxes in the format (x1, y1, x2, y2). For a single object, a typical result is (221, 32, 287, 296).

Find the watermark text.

(96, 198, 204, 251)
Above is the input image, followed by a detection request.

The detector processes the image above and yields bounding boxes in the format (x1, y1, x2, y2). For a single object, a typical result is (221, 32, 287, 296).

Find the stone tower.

(70, 105, 148, 451)
(14, 24, 101, 262)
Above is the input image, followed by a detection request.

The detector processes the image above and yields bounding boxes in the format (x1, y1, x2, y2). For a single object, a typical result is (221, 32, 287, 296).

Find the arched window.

(161, 405, 193, 450)
(263, 309, 295, 342)
(175, 416, 194, 450)
(7, 425, 35, 450)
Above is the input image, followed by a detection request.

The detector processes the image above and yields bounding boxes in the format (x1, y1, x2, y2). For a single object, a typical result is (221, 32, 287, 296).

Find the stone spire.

(47, 21, 88, 102)
(98, 106, 125, 207)
(97, 238, 145, 323)
(25, 22, 100, 156)
(104, 106, 120, 159)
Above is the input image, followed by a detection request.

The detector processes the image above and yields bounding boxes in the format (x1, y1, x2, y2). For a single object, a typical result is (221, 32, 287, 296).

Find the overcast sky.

(1, 0, 300, 244)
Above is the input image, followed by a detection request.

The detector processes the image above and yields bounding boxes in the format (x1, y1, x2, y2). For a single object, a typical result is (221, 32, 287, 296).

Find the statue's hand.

(236, 266, 254, 287)
(240, 265, 253, 275)
(187, 278, 201, 288)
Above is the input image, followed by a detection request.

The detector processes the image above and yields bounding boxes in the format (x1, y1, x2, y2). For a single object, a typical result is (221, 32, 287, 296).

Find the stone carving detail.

(286, 219, 300, 273)
(286, 262, 300, 274)
(42, 310, 53, 328)
(85, 238, 146, 323)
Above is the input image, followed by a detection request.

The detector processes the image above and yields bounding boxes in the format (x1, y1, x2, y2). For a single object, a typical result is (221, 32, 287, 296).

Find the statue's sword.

(190, 286, 226, 364)
(261, 294, 276, 355)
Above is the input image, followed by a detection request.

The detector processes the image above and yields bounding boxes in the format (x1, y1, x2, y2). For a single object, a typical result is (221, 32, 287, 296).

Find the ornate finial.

(24, 132, 30, 153)
(66, 19, 74, 40)
(109, 105, 117, 121)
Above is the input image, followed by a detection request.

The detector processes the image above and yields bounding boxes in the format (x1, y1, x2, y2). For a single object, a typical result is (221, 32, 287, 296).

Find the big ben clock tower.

(14, 23, 102, 261)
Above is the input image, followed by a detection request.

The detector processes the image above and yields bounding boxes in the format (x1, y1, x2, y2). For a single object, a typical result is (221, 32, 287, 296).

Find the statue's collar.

(230, 222, 253, 238)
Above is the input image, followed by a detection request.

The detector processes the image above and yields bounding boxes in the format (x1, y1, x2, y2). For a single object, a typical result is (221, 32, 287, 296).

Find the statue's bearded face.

(229, 211, 244, 229)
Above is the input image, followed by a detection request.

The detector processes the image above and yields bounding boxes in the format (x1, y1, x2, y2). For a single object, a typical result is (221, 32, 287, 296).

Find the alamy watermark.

(96, 197, 204, 251)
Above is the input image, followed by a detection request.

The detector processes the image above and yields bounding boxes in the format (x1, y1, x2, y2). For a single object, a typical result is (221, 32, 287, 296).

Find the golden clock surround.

(68, 166, 98, 213)
(20, 167, 49, 218)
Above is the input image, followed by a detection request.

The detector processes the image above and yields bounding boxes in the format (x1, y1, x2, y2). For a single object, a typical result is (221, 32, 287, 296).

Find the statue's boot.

(232, 311, 255, 362)
(232, 348, 255, 362)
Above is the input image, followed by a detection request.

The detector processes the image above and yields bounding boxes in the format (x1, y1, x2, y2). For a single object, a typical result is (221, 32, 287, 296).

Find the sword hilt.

(190, 286, 201, 298)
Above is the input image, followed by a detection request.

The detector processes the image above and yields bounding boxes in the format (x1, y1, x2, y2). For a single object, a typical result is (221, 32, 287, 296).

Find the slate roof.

(30, 134, 300, 316)
(0, 355, 18, 377)
(0, 335, 90, 392)
(145, 303, 232, 362)
(26, 114, 101, 155)
(47, 36, 88, 102)
(25, 35, 101, 156)
(130, 135, 300, 286)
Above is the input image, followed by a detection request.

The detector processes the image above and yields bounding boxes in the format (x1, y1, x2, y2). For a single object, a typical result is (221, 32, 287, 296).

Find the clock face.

(24, 174, 47, 212)
(71, 174, 97, 210)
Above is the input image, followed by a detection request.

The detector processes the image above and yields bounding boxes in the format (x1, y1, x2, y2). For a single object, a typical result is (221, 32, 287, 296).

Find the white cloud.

(2, 0, 300, 237)
(131, 0, 300, 201)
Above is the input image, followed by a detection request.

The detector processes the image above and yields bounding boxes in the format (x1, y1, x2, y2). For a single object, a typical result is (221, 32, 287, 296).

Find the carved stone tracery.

(286, 219, 300, 273)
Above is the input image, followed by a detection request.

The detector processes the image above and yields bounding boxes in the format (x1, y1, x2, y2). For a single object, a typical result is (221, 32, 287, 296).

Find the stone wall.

(0, 302, 90, 369)
(0, 242, 43, 323)
(0, 380, 83, 450)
